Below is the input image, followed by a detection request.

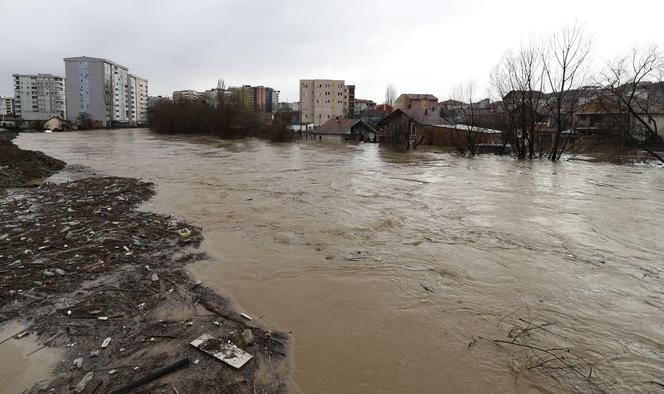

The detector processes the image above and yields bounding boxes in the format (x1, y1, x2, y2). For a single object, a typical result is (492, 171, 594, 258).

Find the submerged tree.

(542, 23, 593, 161)
(599, 46, 664, 162)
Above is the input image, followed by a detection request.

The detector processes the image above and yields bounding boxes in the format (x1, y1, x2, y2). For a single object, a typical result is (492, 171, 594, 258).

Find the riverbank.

(0, 136, 65, 188)
(0, 144, 289, 392)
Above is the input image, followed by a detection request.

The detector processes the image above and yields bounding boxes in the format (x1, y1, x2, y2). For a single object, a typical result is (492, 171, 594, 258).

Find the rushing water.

(14, 129, 664, 393)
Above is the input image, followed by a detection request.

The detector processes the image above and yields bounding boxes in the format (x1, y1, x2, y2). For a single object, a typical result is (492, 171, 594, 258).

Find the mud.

(12, 129, 664, 393)
(0, 137, 65, 188)
(0, 175, 288, 393)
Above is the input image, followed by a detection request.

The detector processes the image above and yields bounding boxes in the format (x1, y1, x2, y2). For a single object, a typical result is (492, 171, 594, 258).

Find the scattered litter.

(75, 371, 94, 393)
(111, 358, 191, 393)
(193, 359, 200, 365)
(54, 268, 66, 276)
(242, 329, 254, 346)
(213, 321, 221, 326)
(73, 357, 83, 369)
(97, 316, 109, 321)
(108, 369, 118, 375)
(90, 348, 100, 357)
(177, 228, 192, 238)
(101, 337, 112, 348)
(151, 273, 159, 282)
(15, 331, 29, 339)
(190, 334, 253, 369)
(43, 270, 55, 277)
(240, 312, 253, 321)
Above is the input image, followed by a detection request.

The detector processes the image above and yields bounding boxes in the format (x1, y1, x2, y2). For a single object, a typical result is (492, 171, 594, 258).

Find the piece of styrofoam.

(190, 334, 253, 369)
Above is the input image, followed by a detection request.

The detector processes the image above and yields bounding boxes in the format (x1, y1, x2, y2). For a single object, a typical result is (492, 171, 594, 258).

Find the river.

(13, 129, 664, 393)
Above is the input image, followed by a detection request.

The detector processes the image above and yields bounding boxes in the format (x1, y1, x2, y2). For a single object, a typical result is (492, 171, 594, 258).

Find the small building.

(43, 116, 69, 131)
(394, 94, 438, 113)
(312, 118, 376, 141)
(377, 108, 448, 148)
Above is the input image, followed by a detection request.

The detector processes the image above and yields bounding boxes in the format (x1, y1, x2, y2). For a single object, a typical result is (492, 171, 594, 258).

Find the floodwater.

(13, 129, 664, 393)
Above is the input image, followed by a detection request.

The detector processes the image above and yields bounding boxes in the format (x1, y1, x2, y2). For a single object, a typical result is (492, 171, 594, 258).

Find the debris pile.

(0, 138, 65, 188)
(0, 177, 289, 393)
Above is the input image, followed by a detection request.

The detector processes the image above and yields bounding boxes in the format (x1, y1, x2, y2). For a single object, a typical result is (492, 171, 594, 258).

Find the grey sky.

(2, 0, 663, 103)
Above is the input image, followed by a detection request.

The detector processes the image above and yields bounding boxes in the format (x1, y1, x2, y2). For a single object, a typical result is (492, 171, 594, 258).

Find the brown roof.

(402, 94, 438, 101)
(378, 108, 450, 127)
(314, 119, 376, 135)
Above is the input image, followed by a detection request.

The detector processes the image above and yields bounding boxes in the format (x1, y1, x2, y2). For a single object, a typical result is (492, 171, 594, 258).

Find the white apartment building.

(300, 79, 355, 126)
(0, 96, 14, 116)
(13, 74, 66, 121)
(64, 56, 148, 126)
(128, 74, 149, 124)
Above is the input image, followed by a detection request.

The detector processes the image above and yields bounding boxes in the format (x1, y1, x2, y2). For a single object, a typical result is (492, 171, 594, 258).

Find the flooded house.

(311, 118, 377, 141)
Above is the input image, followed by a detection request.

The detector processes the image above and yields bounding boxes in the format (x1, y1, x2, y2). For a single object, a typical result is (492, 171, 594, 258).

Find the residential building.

(354, 99, 376, 114)
(64, 56, 147, 126)
(127, 74, 149, 125)
(0, 96, 14, 116)
(173, 90, 204, 103)
(299, 79, 355, 126)
(377, 108, 448, 148)
(394, 94, 438, 114)
(312, 118, 376, 141)
(13, 73, 66, 121)
(147, 95, 171, 108)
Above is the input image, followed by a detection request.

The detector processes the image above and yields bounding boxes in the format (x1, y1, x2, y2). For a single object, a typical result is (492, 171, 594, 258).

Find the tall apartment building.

(299, 79, 355, 126)
(0, 96, 15, 116)
(128, 74, 149, 124)
(64, 56, 148, 126)
(13, 74, 66, 121)
(173, 90, 204, 103)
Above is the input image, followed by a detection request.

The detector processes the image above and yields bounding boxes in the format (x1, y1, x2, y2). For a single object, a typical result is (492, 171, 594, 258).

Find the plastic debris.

(73, 357, 83, 369)
(190, 334, 253, 369)
(90, 348, 100, 357)
(101, 337, 112, 348)
(108, 369, 118, 375)
(240, 312, 253, 321)
(241, 329, 254, 346)
(177, 228, 192, 238)
(151, 273, 159, 282)
(75, 371, 94, 393)
(15, 331, 29, 339)
(97, 316, 109, 321)
(54, 268, 66, 276)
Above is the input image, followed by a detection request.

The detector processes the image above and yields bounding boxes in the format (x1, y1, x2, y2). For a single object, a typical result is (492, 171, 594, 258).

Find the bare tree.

(599, 47, 664, 162)
(385, 84, 397, 106)
(491, 41, 546, 159)
(542, 23, 593, 161)
(442, 82, 481, 155)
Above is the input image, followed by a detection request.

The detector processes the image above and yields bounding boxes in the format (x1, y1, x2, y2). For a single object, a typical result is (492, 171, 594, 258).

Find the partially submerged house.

(43, 116, 69, 132)
(312, 118, 377, 141)
(377, 108, 448, 148)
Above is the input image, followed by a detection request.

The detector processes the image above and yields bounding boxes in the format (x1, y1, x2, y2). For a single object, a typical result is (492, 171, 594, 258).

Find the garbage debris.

(15, 330, 29, 339)
(108, 358, 191, 394)
(75, 371, 94, 393)
(0, 176, 288, 393)
(177, 228, 192, 238)
(101, 337, 112, 348)
(190, 334, 253, 369)
(242, 329, 254, 346)
(240, 312, 253, 321)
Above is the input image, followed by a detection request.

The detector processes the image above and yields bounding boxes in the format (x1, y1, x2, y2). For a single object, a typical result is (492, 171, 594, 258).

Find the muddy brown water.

(10, 129, 664, 393)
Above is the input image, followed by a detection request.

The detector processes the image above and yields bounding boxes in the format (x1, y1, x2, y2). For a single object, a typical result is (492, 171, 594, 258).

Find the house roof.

(378, 108, 450, 127)
(314, 119, 376, 135)
(400, 94, 439, 101)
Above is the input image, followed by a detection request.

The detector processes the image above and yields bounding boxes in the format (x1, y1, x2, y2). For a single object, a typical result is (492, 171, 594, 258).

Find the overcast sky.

(2, 0, 663, 103)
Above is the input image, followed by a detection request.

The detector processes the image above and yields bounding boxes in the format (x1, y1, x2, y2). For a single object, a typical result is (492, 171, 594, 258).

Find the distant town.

(1, 46, 663, 163)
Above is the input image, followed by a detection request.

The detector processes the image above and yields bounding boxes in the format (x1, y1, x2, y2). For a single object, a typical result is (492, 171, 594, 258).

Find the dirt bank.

(0, 137, 65, 188)
(0, 175, 289, 393)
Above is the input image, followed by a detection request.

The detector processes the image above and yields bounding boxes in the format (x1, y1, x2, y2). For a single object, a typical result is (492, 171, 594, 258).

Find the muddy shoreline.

(0, 142, 289, 393)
